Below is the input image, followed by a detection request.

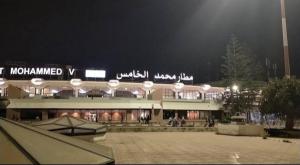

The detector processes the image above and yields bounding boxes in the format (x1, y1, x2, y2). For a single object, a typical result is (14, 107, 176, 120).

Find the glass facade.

(163, 110, 210, 120)
(47, 109, 153, 123)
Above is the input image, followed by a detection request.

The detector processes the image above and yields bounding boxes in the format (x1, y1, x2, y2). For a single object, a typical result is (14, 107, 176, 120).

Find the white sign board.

(85, 70, 106, 78)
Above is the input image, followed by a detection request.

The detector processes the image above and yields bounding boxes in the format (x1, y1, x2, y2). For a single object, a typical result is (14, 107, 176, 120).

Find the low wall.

(108, 126, 216, 132)
(216, 123, 264, 136)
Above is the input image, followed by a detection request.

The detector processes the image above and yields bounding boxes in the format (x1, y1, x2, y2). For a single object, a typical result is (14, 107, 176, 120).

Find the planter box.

(216, 123, 264, 136)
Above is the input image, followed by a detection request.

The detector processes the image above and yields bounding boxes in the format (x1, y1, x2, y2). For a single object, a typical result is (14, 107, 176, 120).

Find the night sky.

(0, 0, 300, 83)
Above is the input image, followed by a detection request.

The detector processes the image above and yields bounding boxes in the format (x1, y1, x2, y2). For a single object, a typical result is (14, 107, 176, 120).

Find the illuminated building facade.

(0, 63, 225, 125)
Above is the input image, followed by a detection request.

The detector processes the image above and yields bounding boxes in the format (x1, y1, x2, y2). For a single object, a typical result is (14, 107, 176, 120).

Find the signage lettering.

(68, 68, 75, 75)
(1, 64, 194, 83)
(154, 72, 193, 82)
(116, 70, 149, 80)
(10, 67, 63, 76)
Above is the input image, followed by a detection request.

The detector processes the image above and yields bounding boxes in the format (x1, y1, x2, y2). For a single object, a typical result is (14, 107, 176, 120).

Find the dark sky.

(0, 0, 300, 83)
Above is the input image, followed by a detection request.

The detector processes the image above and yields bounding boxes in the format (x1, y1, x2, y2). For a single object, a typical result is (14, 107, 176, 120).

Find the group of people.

(138, 114, 150, 124)
(204, 117, 215, 127)
(168, 116, 186, 127)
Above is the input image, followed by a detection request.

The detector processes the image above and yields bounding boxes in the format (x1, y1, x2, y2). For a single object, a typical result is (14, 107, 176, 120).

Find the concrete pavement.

(97, 132, 300, 164)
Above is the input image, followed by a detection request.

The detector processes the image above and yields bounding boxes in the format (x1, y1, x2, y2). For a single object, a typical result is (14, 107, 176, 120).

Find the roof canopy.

(0, 118, 114, 164)
(32, 115, 107, 135)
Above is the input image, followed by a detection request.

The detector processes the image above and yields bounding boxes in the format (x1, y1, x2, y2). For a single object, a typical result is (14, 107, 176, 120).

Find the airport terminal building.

(0, 63, 225, 125)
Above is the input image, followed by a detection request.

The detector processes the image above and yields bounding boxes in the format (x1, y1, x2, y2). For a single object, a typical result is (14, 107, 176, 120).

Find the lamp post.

(70, 79, 82, 98)
(280, 0, 291, 78)
(107, 80, 120, 97)
(143, 81, 154, 99)
(201, 84, 211, 101)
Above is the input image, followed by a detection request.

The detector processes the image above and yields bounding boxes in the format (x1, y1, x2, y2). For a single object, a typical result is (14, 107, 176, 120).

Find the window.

(179, 90, 200, 100)
(163, 89, 175, 99)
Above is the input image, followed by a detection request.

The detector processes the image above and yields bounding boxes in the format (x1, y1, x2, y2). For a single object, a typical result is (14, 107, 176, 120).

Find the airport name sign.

(116, 70, 193, 83)
(0, 65, 107, 80)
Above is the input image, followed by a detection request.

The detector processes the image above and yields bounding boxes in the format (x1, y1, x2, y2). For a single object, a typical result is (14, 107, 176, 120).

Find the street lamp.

(232, 84, 239, 93)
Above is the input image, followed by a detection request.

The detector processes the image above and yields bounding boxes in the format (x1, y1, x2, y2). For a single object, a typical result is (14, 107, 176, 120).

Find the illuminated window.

(180, 90, 200, 100)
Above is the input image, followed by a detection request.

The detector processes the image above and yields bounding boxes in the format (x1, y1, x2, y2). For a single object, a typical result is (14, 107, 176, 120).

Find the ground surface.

(97, 132, 300, 164)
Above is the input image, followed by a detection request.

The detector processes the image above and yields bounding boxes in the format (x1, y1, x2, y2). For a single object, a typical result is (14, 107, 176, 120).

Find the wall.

(6, 85, 28, 99)
(216, 123, 264, 136)
(151, 88, 163, 100)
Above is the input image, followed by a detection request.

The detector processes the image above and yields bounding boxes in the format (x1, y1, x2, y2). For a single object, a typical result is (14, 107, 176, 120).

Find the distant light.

(85, 69, 106, 78)
(107, 79, 120, 88)
(132, 90, 139, 95)
(31, 78, 44, 86)
(225, 87, 230, 92)
(79, 89, 87, 94)
(232, 84, 239, 92)
(202, 84, 211, 91)
(70, 79, 82, 86)
(143, 81, 154, 89)
(106, 89, 112, 94)
(174, 82, 184, 90)
(51, 89, 59, 94)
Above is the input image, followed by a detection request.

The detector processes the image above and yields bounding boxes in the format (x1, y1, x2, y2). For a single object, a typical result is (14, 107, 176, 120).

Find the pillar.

(145, 90, 149, 99)
(42, 110, 48, 120)
(175, 91, 179, 99)
(35, 88, 42, 96)
(74, 88, 79, 98)
(200, 92, 204, 100)
(4, 88, 7, 96)
(111, 89, 115, 97)
(151, 108, 154, 121)
(126, 110, 131, 122)
(158, 108, 163, 124)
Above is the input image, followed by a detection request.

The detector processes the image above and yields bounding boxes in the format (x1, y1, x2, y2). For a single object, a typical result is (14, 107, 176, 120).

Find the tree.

(260, 78, 300, 130)
(223, 87, 258, 122)
(0, 98, 9, 117)
(221, 35, 264, 82)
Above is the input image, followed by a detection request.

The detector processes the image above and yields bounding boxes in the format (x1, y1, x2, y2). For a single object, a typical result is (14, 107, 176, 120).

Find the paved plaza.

(97, 132, 300, 164)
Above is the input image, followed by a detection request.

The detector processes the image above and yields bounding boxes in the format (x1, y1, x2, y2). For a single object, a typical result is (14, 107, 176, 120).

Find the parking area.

(97, 132, 300, 164)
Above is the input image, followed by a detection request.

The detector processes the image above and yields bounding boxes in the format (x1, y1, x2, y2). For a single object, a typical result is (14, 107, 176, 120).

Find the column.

(111, 89, 115, 97)
(42, 110, 48, 120)
(145, 89, 150, 99)
(75, 88, 79, 98)
(126, 110, 131, 123)
(158, 108, 163, 124)
(3, 88, 7, 96)
(175, 91, 179, 99)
